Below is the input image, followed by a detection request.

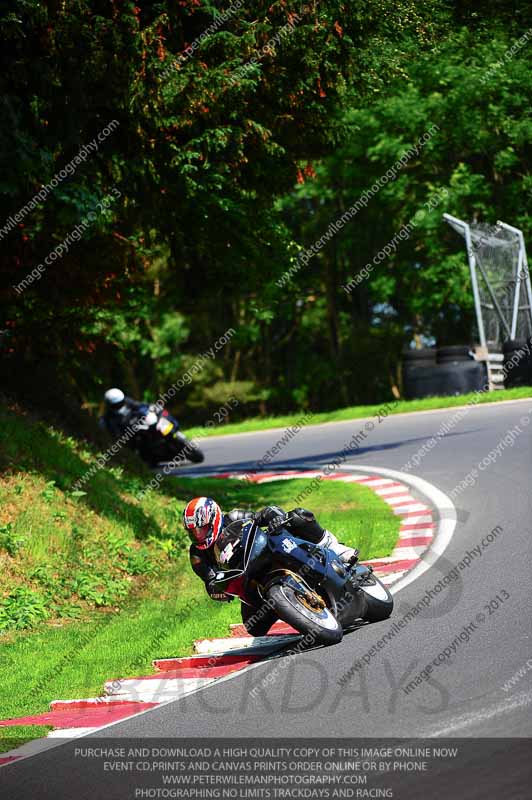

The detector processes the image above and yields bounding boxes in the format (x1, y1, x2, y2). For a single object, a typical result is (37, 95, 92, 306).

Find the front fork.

(260, 570, 327, 611)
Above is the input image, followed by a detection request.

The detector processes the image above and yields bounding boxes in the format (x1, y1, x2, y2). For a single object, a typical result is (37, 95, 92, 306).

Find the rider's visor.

(188, 523, 212, 545)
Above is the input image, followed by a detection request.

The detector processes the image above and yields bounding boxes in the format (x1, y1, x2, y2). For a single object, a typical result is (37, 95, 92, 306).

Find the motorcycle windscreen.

(243, 528, 270, 575)
(214, 527, 244, 568)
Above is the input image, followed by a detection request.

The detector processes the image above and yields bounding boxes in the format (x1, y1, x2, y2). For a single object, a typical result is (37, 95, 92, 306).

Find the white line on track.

(295, 462, 457, 597)
(422, 689, 532, 737)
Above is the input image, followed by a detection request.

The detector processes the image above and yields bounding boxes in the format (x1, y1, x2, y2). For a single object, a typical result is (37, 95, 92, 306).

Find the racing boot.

(318, 530, 359, 565)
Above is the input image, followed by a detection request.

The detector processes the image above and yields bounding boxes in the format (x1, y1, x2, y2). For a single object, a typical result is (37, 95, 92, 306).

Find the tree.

(276, 22, 531, 403)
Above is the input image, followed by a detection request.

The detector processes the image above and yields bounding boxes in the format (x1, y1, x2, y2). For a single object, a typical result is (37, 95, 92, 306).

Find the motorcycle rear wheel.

(266, 583, 343, 646)
(359, 573, 393, 622)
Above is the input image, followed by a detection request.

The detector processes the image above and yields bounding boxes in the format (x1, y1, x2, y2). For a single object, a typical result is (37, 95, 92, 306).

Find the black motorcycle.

(211, 516, 393, 646)
(131, 405, 204, 467)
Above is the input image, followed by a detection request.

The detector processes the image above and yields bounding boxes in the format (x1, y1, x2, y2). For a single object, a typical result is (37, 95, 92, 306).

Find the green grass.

(0, 726, 53, 750)
(186, 386, 532, 439)
(0, 402, 399, 752)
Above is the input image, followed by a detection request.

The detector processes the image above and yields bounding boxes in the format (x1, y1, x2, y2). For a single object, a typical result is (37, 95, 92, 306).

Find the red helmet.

(183, 497, 223, 549)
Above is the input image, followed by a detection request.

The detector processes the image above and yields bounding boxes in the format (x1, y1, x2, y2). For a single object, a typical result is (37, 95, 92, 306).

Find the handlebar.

(266, 512, 294, 535)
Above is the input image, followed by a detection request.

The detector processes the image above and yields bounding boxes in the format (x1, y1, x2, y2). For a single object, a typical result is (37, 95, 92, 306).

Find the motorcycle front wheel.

(186, 441, 205, 463)
(266, 583, 343, 647)
(170, 432, 205, 464)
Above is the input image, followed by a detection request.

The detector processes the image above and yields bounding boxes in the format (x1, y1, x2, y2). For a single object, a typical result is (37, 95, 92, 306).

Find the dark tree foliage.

(0, 1, 528, 421)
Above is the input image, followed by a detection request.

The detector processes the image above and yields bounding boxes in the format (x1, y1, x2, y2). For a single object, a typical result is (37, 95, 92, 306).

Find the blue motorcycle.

(211, 516, 393, 646)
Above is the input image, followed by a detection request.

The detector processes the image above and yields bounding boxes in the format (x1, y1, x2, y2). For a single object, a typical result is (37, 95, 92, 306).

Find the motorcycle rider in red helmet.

(183, 496, 358, 636)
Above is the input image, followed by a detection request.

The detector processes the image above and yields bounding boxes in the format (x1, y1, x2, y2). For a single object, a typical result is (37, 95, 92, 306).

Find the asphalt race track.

(135, 397, 532, 739)
(2, 398, 532, 797)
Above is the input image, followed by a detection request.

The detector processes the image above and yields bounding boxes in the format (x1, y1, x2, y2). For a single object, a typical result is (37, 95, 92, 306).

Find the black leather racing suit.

(101, 397, 145, 440)
(189, 505, 326, 636)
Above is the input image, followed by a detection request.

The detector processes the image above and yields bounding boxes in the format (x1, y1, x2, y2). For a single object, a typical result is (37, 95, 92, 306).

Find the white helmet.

(104, 388, 125, 407)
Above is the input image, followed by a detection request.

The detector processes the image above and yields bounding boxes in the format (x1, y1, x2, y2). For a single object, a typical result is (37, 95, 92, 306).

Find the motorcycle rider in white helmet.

(101, 388, 158, 439)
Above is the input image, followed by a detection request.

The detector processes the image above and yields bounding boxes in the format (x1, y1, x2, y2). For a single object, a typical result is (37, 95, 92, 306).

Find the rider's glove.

(255, 505, 287, 533)
(135, 410, 158, 430)
(206, 581, 233, 602)
(212, 592, 233, 602)
(209, 591, 233, 602)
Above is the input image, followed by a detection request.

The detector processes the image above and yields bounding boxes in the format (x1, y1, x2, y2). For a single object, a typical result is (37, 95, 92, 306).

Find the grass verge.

(0, 402, 399, 752)
(186, 386, 532, 439)
(0, 726, 53, 751)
